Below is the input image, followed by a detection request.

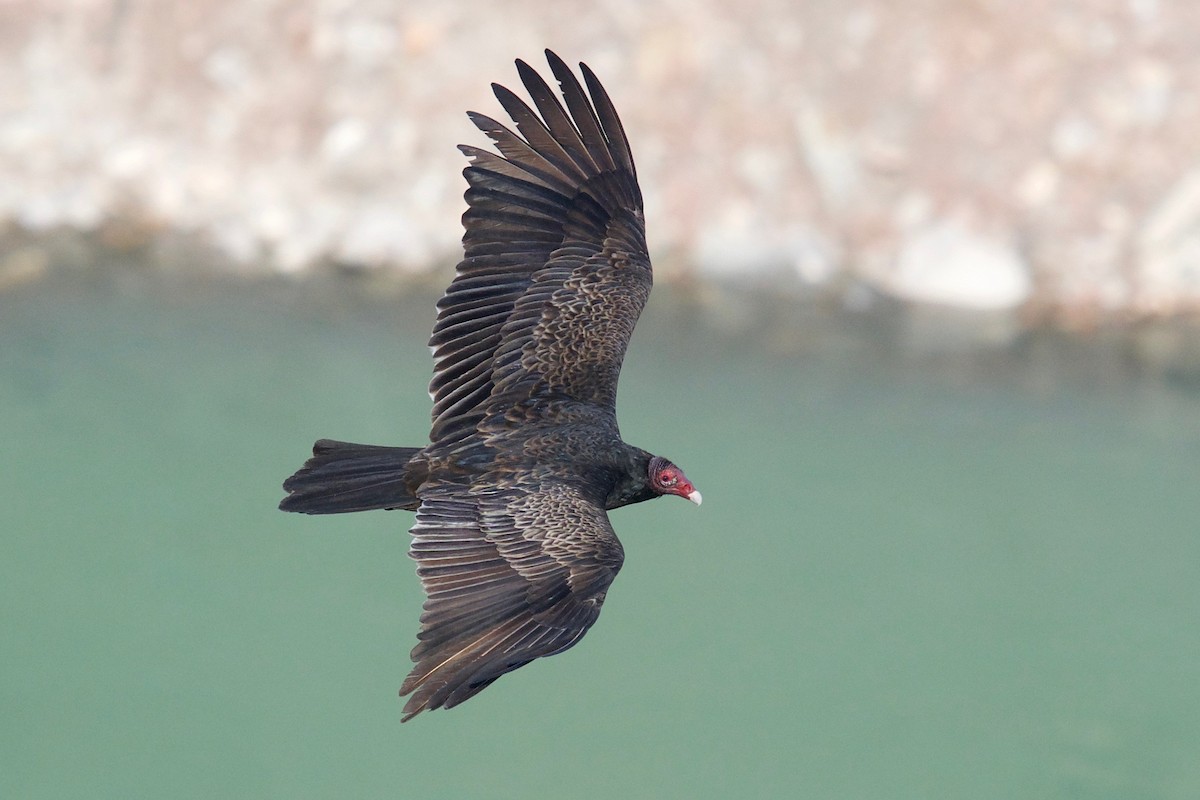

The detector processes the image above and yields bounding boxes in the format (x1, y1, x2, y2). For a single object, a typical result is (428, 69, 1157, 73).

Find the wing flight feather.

(401, 480, 623, 720)
(428, 51, 649, 447)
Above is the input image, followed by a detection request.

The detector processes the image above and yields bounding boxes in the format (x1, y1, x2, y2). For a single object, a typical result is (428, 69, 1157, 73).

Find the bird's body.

(280, 51, 698, 721)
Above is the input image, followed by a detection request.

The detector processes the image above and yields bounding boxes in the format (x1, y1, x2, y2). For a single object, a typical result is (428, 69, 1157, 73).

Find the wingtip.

(399, 685, 426, 723)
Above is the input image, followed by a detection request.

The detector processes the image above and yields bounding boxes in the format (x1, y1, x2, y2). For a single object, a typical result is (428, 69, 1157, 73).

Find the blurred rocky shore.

(4, 1, 1200, 343)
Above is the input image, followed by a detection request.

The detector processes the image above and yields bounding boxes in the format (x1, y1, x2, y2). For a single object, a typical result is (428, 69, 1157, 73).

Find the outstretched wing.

(429, 50, 651, 448)
(400, 478, 625, 721)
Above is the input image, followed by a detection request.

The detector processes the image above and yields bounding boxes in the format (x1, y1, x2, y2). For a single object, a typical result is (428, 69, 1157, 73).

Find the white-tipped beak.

(686, 489, 703, 506)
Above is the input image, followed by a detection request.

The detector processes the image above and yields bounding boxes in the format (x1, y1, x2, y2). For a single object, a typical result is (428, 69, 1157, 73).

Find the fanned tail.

(280, 439, 423, 514)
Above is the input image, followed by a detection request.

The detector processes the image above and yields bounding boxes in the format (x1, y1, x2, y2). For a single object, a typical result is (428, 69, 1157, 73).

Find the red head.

(648, 456, 702, 505)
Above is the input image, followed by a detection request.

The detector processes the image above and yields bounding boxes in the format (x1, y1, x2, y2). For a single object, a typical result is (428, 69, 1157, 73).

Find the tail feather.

(280, 439, 423, 514)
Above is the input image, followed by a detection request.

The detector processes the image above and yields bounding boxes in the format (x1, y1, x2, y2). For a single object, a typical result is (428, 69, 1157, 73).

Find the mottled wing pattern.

(400, 478, 624, 720)
(482, 222, 650, 432)
(428, 50, 649, 447)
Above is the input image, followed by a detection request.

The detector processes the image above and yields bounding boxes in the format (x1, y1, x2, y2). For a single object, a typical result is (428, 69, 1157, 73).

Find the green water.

(3, 267, 1199, 799)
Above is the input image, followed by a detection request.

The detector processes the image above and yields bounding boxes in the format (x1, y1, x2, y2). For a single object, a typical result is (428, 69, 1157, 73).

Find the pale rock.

(210, 218, 261, 264)
(894, 191, 933, 230)
(102, 141, 153, 181)
(692, 200, 793, 277)
(338, 205, 420, 268)
(1016, 161, 1061, 208)
(1129, 0, 1161, 27)
(1051, 114, 1099, 160)
(340, 18, 399, 70)
(1137, 169, 1200, 309)
(736, 147, 785, 194)
(60, 180, 106, 229)
(1128, 58, 1172, 127)
(789, 228, 841, 285)
(274, 204, 345, 272)
(888, 219, 1031, 310)
(321, 118, 370, 163)
(794, 105, 860, 211)
(693, 222, 776, 277)
(204, 47, 252, 90)
(16, 194, 60, 231)
(254, 202, 295, 244)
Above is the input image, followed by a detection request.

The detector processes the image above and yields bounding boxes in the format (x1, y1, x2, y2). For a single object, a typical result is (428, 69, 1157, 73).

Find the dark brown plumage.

(280, 50, 700, 721)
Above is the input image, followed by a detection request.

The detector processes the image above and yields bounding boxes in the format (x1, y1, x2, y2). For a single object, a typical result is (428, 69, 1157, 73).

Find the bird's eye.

(659, 470, 677, 486)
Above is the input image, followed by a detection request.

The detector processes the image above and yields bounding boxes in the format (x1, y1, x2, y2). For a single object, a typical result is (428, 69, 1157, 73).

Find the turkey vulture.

(280, 50, 700, 721)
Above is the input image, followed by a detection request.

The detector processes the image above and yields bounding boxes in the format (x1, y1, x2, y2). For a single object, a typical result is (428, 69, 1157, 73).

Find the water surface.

(3, 266, 1199, 799)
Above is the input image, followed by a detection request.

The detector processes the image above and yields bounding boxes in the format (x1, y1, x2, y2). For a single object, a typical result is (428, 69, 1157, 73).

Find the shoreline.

(6, 227, 1200, 391)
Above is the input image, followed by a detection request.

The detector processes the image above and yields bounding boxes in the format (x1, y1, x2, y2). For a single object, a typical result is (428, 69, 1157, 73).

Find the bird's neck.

(603, 447, 655, 510)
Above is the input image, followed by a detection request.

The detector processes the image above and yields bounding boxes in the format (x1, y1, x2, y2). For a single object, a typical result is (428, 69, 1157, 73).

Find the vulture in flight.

(280, 50, 700, 721)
